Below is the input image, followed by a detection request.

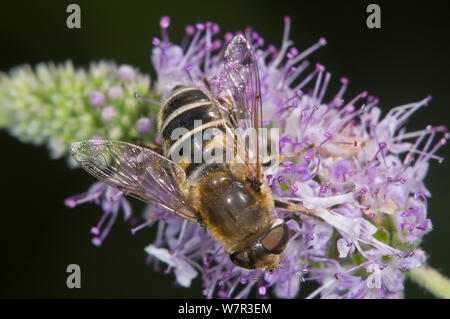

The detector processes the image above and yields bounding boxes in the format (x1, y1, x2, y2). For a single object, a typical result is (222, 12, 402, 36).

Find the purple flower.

(89, 91, 105, 108)
(337, 237, 355, 258)
(67, 16, 447, 299)
(394, 204, 432, 242)
(364, 249, 426, 294)
(118, 64, 135, 82)
(301, 216, 333, 256)
(65, 182, 131, 246)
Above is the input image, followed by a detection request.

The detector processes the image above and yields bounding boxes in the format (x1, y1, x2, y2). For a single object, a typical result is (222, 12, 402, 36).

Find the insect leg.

(273, 196, 313, 216)
(263, 145, 315, 172)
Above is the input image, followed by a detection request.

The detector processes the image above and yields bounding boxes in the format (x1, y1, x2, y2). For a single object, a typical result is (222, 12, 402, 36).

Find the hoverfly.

(71, 34, 304, 270)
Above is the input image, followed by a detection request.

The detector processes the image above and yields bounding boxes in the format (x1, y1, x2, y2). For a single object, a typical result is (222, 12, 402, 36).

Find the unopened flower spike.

(0, 61, 156, 164)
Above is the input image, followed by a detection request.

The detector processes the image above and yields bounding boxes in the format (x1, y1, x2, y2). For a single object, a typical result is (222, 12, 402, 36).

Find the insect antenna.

(134, 92, 161, 106)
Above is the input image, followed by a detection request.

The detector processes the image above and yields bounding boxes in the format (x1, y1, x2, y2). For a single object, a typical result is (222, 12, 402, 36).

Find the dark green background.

(0, 0, 448, 298)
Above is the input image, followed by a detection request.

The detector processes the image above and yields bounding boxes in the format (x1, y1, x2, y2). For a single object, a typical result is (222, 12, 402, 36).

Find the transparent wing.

(212, 34, 263, 181)
(71, 140, 199, 223)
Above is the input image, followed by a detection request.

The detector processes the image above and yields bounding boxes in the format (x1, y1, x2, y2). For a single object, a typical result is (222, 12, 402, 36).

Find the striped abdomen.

(158, 86, 227, 178)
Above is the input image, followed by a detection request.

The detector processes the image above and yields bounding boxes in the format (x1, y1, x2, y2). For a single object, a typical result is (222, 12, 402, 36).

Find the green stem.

(408, 265, 450, 298)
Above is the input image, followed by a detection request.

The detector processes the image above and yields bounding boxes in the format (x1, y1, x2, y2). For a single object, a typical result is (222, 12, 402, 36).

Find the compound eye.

(229, 250, 255, 270)
(260, 223, 290, 254)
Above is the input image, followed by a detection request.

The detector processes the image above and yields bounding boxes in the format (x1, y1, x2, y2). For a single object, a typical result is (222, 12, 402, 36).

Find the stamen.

(282, 89, 303, 107)
(289, 37, 327, 66)
(182, 24, 205, 64)
(311, 64, 325, 104)
(181, 25, 195, 49)
(159, 16, 170, 42)
(309, 153, 322, 180)
(370, 142, 388, 167)
(414, 192, 428, 211)
(286, 60, 310, 87)
(386, 177, 406, 184)
(318, 132, 333, 148)
(204, 22, 213, 73)
(174, 220, 189, 250)
(330, 77, 349, 107)
(393, 125, 447, 142)
(344, 91, 368, 110)
(300, 104, 319, 136)
(152, 37, 160, 46)
(185, 24, 195, 36)
(185, 64, 193, 82)
(419, 135, 447, 164)
(279, 66, 298, 89)
(258, 285, 267, 295)
(293, 67, 320, 92)
(306, 279, 336, 299)
(408, 149, 444, 162)
(396, 96, 431, 125)
(270, 16, 292, 70)
(417, 125, 438, 163)
(317, 72, 331, 105)
(65, 191, 100, 208)
(98, 209, 118, 243)
(131, 219, 153, 235)
(224, 32, 234, 43)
